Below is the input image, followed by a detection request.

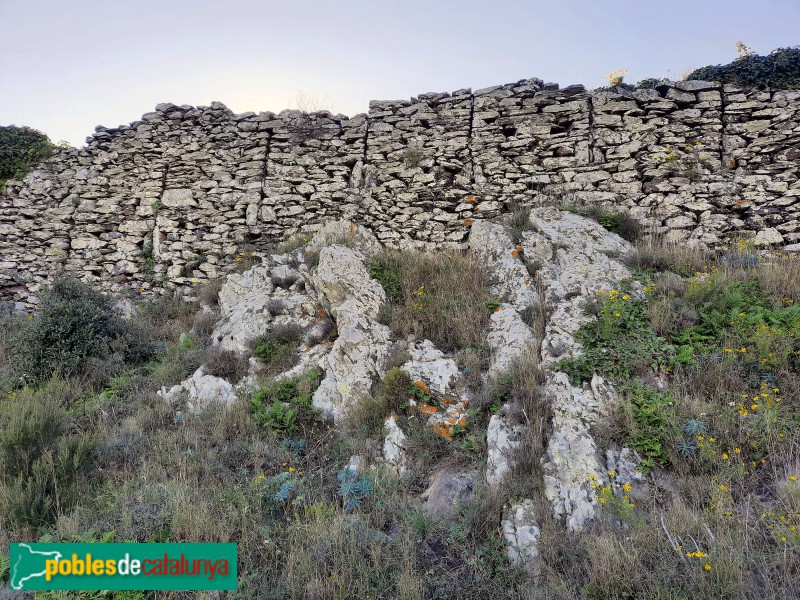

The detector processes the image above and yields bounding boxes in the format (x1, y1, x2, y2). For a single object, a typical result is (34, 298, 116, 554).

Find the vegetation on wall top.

(0, 125, 56, 191)
(686, 46, 800, 90)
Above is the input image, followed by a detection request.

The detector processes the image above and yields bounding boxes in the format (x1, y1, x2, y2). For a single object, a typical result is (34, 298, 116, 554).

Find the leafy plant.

(621, 381, 678, 467)
(14, 276, 159, 384)
(687, 46, 800, 90)
(368, 258, 403, 304)
(0, 125, 55, 184)
(249, 369, 323, 435)
(337, 469, 374, 511)
(558, 289, 672, 384)
(683, 418, 708, 436)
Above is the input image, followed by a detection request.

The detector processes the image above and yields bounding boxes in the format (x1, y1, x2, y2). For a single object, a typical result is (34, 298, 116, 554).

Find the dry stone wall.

(1, 77, 799, 305)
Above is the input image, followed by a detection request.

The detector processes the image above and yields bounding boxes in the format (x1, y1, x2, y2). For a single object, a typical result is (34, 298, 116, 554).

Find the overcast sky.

(1, 0, 798, 147)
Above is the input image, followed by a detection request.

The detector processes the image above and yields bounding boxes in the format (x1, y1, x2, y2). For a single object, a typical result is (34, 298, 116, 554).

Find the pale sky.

(1, 0, 798, 147)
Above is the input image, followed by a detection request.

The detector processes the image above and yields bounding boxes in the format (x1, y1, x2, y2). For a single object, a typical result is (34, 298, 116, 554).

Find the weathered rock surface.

(486, 408, 527, 487)
(401, 339, 463, 396)
(422, 469, 477, 521)
(383, 415, 409, 476)
(486, 304, 536, 377)
(502, 500, 542, 574)
(311, 245, 391, 421)
(212, 254, 317, 353)
(158, 366, 237, 414)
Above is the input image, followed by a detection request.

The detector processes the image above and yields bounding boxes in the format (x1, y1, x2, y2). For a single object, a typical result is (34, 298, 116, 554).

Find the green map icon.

(10, 543, 63, 590)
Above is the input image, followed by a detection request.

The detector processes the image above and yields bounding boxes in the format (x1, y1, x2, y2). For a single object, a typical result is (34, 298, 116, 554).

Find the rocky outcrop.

(311, 245, 391, 421)
(212, 252, 318, 353)
(486, 409, 527, 487)
(383, 415, 410, 476)
(501, 500, 542, 574)
(158, 366, 238, 414)
(525, 208, 639, 532)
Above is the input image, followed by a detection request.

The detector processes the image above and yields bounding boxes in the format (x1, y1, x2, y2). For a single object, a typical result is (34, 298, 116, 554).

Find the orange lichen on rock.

(511, 249, 519, 257)
(413, 380, 431, 395)
(464, 218, 474, 227)
(418, 403, 438, 415)
(433, 425, 452, 439)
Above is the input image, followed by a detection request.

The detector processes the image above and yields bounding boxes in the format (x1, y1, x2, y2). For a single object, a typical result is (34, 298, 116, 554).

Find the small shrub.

(14, 277, 159, 385)
(686, 46, 800, 90)
(403, 146, 423, 168)
(249, 324, 304, 375)
(267, 298, 285, 315)
(204, 349, 248, 382)
(564, 205, 641, 242)
(0, 125, 55, 183)
(508, 204, 534, 244)
(0, 380, 94, 531)
(381, 368, 412, 412)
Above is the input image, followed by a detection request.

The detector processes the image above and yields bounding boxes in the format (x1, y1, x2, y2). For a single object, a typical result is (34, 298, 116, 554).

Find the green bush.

(14, 277, 159, 384)
(249, 324, 304, 372)
(250, 368, 323, 435)
(687, 46, 800, 89)
(0, 125, 55, 187)
(620, 381, 678, 468)
(558, 288, 673, 384)
(0, 380, 94, 530)
(368, 258, 403, 304)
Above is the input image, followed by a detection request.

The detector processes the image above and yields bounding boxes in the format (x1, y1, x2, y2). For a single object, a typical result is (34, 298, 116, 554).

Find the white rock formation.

(401, 339, 463, 396)
(486, 409, 527, 487)
(502, 500, 542, 574)
(311, 245, 391, 421)
(469, 220, 538, 312)
(526, 207, 635, 532)
(383, 415, 409, 476)
(486, 304, 536, 377)
(157, 366, 238, 414)
(212, 255, 317, 353)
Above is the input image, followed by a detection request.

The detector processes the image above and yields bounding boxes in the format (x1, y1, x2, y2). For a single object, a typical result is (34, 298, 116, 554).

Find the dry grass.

(369, 249, 493, 353)
(625, 235, 711, 276)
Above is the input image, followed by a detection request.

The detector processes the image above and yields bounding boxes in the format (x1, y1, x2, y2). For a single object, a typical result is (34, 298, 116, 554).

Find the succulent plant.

(683, 418, 708, 436)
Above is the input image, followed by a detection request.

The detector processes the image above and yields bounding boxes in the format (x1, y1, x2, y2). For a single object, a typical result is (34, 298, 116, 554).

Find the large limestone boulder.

(311, 245, 391, 421)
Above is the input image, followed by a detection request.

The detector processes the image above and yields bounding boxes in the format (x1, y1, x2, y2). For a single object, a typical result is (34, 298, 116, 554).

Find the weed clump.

(367, 250, 492, 352)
